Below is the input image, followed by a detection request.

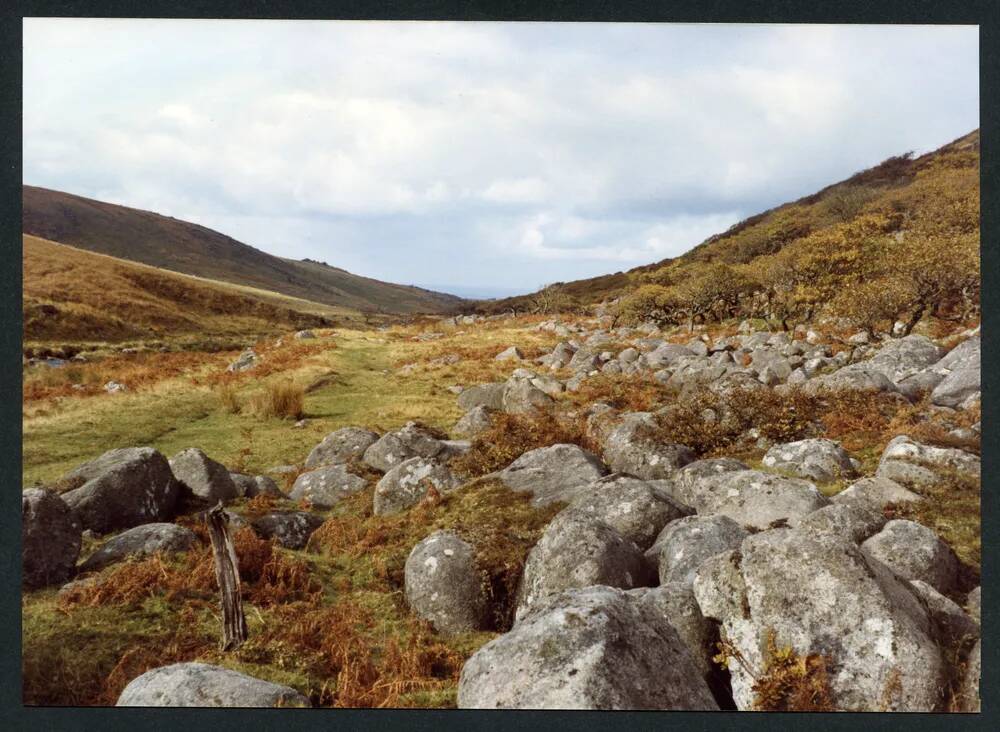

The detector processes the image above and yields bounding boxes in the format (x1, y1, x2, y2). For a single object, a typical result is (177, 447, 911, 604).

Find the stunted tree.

(529, 284, 574, 315)
(673, 263, 758, 331)
(614, 284, 684, 327)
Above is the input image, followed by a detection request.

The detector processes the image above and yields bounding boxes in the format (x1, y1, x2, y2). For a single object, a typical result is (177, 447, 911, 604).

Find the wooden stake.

(206, 501, 248, 651)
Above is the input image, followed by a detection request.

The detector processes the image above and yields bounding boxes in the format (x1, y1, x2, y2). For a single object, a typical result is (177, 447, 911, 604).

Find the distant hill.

(482, 129, 980, 325)
(22, 186, 465, 315)
(23, 234, 350, 344)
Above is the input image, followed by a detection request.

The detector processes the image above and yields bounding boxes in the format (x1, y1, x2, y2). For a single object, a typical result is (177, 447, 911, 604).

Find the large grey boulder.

(685, 469, 830, 530)
(832, 476, 923, 510)
(672, 458, 750, 507)
(796, 502, 887, 544)
(600, 412, 694, 480)
(60, 447, 180, 534)
(568, 475, 690, 550)
(249, 512, 325, 550)
(501, 379, 555, 414)
(22, 489, 82, 589)
(288, 464, 367, 508)
(929, 336, 980, 408)
(453, 406, 494, 438)
(861, 520, 961, 594)
(169, 449, 239, 504)
(693, 529, 944, 711)
(362, 422, 447, 473)
(495, 346, 523, 361)
(457, 383, 506, 412)
(80, 523, 196, 573)
(515, 509, 649, 620)
(303, 427, 380, 469)
(373, 457, 463, 516)
(645, 514, 748, 587)
(761, 438, 857, 483)
(958, 639, 981, 712)
(229, 473, 283, 499)
(877, 435, 980, 489)
(806, 365, 899, 394)
(966, 586, 981, 626)
(627, 583, 718, 679)
(908, 580, 979, 652)
(498, 444, 609, 507)
(116, 662, 310, 707)
(458, 586, 718, 710)
(860, 335, 944, 383)
(404, 531, 488, 634)
(644, 343, 695, 369)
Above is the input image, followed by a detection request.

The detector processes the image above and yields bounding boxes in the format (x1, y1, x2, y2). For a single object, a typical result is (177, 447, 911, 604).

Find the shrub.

(247, 380, 305, 420)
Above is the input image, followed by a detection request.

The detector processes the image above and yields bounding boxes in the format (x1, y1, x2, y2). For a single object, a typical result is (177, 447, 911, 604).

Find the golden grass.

(246, 380, 306, 421)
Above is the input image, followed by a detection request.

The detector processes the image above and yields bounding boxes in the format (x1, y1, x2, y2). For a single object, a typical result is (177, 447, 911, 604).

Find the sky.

(23, 21, 978, 298)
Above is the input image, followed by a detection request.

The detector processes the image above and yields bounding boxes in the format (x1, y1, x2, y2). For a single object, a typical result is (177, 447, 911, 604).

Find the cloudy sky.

(24, 21, 978, 298)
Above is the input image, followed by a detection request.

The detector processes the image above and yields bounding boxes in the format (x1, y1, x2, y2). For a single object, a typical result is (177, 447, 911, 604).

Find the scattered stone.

(515, 509, 649, 620)
(646, 514, 748, 586)
(966, 586, 981, 626)
(908, 580, 979, 651)
(374, 457, 463, 515)
(250, 512, 325, 550)
(685, 469, 829, 530)
(762, 438, 857, 483)
(458, 586, 718, 710)
(930, 336, 980, 408)
(22, 489, 82, 589)
(495, 346, 523, 361)
(80, 523, 197, 573)
(832, 476, 923, 510)
(289, 464, 367, 508)
(61, 447, 180, 534)
(876, 435, 980, 487)
(672, 458, 750, 507)
(457, 383, 506, 411)
(229, 473, 284, 499)
(600, 412, 694, 480)
(796, 502, 887, 544)
(169, 448, 240, 504)
(227, 349, 257, 373)
(103, 380, 127, 393)
(859, 334, 944, 383)
(362, 422, 447, 472)
(498, 444, 609, 506)
(116, 662, 311, 707)
(453, 405, 494, 438)
(294, 330, 316, 339)
(405, 531, 488, 634)
(501, 379, 555, 414)
(304, 427, 380, 469)
(861, 519, 960, 594)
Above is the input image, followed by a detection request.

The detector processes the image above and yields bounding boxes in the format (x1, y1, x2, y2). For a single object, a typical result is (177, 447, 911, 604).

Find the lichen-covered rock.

(686, 469, 829, 530)
(80, 523, 196, 573)
(907, 580, 979, 652)
(498, 444, 608, 507)
(672, 458, 750, 507)
(876, 436, 980, 488)
(600, 412, 694, 480)
(859, 334, 944, 384)
(453, 405, 494, 438)
(693, 530, 944, 711)
(645, 514, 748, 586)
(929, 336, 980, 408)
(832, 476, 923, 510)
(457, 383, 506, 411)
(22, 488, 82, 589)
(249, 511, 325, 549)
(288, 464, 367, 508)
(373, 457, 463, 515)
(303, 427, 380, 469)
(60, 447, 180, 534)
(229, 473, 284, 498)
(861, 519, 960, 594)
(627, 583, 718, 680)
(501, 378, 555, 414)
(458, 586, 718, 710)
(761, 438, 857, 483)
(806, 365, 899, 394)
(362, 421, 447, 472)
(515, 509, 649, 620)
(568, 474, 690, 550)
(966, 586, 981, 626)
(957, 639, 981, 712)
(116, 662, 311, 707)
(495, 346, 523, 361)
(404, 531, 488, 634)
(169, 448, 239, 504)
(796, 502, 887, 544)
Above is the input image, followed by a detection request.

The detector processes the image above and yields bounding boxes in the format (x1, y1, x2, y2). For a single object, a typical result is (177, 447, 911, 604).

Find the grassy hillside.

(483, 129, 980, 331)
(22, 186, 465, 315)
(23, 234, 352, 346)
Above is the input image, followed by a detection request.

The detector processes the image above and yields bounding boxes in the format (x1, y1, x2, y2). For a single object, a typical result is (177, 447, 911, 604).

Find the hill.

(22, 186, 465, 315)
(483, 129, 980, 334)
(23, 234, 350, 345)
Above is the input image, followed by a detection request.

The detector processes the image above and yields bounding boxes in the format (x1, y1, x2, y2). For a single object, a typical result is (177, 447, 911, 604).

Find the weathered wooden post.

(206, 501, 248, 651)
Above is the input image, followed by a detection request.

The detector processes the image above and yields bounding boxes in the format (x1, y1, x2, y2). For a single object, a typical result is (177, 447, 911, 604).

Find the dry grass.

(566, 372, 672, 412)
(216, 382, 241, 414)
(246, 381, 306, 420)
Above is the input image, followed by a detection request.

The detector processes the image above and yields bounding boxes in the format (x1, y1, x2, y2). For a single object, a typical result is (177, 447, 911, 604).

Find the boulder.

(373, 457, 463, 516)
(229, 473, 284, 499)
(966, 586, 981, 626)
(568, 474, 690, 550)
(530, 374, 565, 396)
(116, 662, 310, 707)
(600, 412, 694, 480)
(806, 365, 899, 394)
(859, 335, 944, 383)
(453, 405, 495, 438)
(227, 349, 258, 373)
(908, 580, 979, 651)
(362, 422, 447, 472)
(693, 529, 944, 711)
(60, 447, 180, 534)
(303, 427, 380, 469)
(645, 514, 748, 586)
(457, 383, 506, 411)
(294, 330, 315, 339)
(685, 469, 829, 530)
(957, 639, 981, 712)
(627, 583, 718, 680)
(832, 476, 923, 510)
(22, 489, 82, 589)
(672, 458, 750, 507)
(929, 336, 980, 408)
(458, 586, 718, 710)
(498, 444, 608, 507)
(761, 438, 857, 483)
(876, 435, 980, 487)
(288, 464, 367, 508)
(495, 346, 523, 361)
(796, 502, 887, 544)
(250, 512, 325, 549)
(501, 379, 555, 414)
(80, 523, 196, 573)
(169, 448, 239, 504)
(861, 519, 960, 594)
(515, 509, 649, 620)
(644, 343, 695, 369)
(404, 531, 488, 634)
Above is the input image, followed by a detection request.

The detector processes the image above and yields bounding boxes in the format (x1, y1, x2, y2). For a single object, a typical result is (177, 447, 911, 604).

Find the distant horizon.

(24, 21, 978, 292)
